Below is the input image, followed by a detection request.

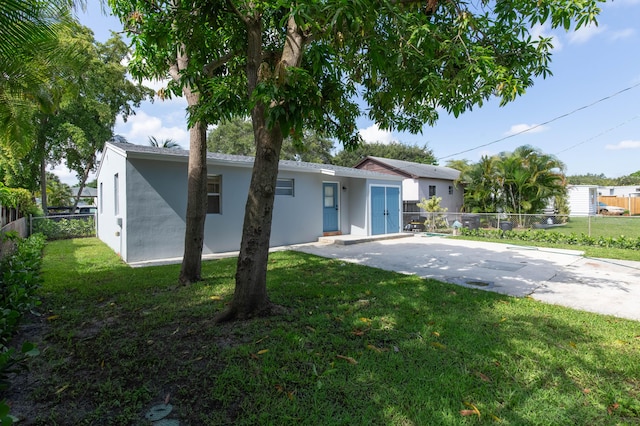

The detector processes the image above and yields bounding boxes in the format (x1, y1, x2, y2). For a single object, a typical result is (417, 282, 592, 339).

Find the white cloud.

(140, 78, 170, 92)
(504, 123, 548, 136)
(530, 23, 563, 51)
(567, 24, 606, 44)
(115, 110, 190, 149)
(610, 28, 635, 41)
(605, 140, 640, 150)
(358, 123, 395, 144)
(48, 164, 81, 186)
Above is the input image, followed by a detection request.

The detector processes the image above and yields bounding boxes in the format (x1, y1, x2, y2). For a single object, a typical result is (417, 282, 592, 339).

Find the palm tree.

(0, 0, 73, 155)
(498, 145, 566, 216)
(460, 146, 566, 218)
(43, 172, 72, 207)
(148, 136, 181, 149)
(460, 155, 501, 213)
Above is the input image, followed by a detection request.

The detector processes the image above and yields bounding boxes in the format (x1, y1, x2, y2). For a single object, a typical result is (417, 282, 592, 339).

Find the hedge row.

(32, 217, 95, 240)
(459, 227, 640, 250)
(0, 233, 45, 423)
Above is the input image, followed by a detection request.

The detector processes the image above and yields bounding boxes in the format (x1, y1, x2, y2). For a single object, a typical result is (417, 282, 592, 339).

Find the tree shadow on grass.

(258, 252, 640, 425)
(7, 240, 640, 425)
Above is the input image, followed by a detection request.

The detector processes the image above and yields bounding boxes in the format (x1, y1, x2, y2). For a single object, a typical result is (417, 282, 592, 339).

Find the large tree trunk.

(171, 29, 209, 285)
(216, 15, 304, 322)
(217, 105, 284, 321)
(179, 119, 208, 285)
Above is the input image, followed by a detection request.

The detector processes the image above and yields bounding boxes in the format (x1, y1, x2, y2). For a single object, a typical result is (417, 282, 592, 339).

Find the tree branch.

(203, 51, 236, 77)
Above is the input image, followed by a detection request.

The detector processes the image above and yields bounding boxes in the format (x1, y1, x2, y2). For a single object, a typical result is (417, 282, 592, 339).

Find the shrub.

(0, 233, 45, 422)
(459, 227, 640, 250)
(31, 217, 95, 240)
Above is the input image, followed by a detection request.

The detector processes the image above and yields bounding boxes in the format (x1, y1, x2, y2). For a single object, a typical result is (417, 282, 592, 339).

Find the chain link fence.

(403, 212, 640, 239)
(30, 214, 96, 240)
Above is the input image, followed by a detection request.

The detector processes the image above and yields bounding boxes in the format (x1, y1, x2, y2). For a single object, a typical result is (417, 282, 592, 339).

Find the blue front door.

(323, 182, 339, 232)
(371, 186, 400, 235)
(386, 186, 400, 233)
(371, 186, 386, 235)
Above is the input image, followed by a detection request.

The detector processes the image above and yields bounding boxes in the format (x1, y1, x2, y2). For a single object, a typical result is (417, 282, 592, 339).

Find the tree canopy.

(332, 142, 437, 167)
(458, 145, 566, 215)
(0, 0, 75, 157)
(110, 0, 604, 320)
(148, 136, 181, 149)
(51, 25, 153, 210)
(567, 172, 640, 186)
(207, 117, 334, 163)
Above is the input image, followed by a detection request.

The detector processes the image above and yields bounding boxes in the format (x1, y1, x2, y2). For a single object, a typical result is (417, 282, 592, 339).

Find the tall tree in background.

(0, 0, 80, 213)
(148, 136, 181, 149)
(0, 0, 71, 156)
(43, 172, 73, 207)
(566, 172, 640, 186)
(459, 146, 566, 215)
(497, 145, 566, 216)
(332, 142, 437, 167)
(51, 25, 153, 212)
(458, 155, 501, 213)
(111, 0, 603, 321)
(207, 117, 334, 163)
(445, 159, 472, 174)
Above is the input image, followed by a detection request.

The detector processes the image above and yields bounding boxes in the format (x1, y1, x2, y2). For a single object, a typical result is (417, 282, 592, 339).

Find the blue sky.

(54, 1, 640, 184)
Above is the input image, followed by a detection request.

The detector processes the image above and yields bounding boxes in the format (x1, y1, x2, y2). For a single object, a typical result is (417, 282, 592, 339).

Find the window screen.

(207, 175, 221, 214)
(276, 178, 294, 196)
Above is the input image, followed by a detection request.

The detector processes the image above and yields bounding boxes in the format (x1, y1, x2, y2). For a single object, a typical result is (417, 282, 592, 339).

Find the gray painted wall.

(416, 179, 463, 212)
(97, 145, 403, 263)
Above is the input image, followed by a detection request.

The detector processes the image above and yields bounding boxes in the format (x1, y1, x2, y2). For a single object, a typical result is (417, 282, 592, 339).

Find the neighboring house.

(598, 185, 640, 198)
(71, 186, 98, 198)
(567, 185, 598, 216)
(597, 185, 640, 215)
(96, 142, 404, 264)
(353, 156, 463, 222)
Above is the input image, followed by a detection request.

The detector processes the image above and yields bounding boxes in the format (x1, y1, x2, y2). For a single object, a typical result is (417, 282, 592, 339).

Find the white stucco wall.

(346, 178, 367, 236)
(96, 149, 128, 260)
(568, 185, 598, 216)
(402, 179, 420, 201)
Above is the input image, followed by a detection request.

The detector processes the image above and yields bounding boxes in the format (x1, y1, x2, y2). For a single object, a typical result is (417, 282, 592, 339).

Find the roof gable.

(355, 156, 460, 181)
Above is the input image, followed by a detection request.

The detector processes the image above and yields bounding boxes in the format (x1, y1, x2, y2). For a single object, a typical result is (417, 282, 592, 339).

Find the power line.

(437, 81, 640, 160)
(554, 114, 640, 155)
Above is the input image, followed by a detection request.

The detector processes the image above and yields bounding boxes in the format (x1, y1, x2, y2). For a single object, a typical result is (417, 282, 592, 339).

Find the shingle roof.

(365, 156, 460, 181)
(70, 186, 98, 197)
(104, 142, 403, 181)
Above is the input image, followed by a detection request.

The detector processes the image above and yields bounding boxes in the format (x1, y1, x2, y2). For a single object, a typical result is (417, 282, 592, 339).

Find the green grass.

(15, 238, 640, 425)
(550, 216, 640, 240)
(458, 215, 640, 261)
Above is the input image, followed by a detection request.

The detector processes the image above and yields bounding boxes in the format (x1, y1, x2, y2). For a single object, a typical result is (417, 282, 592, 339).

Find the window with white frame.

(448, 186, 454, 195)
(99, 182, 103, 213)
(428, 185, 436, 198)
(275, 178, 294, 196)
(207, 175, 221, 214)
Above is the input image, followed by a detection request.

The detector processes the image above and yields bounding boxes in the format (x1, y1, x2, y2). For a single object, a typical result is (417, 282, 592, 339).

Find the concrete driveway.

(292, 235, 640, 322)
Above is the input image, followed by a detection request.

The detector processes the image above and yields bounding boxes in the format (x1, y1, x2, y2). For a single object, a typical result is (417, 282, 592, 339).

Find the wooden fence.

(0, 217, 28, 260)
(599, 196, 640, 215)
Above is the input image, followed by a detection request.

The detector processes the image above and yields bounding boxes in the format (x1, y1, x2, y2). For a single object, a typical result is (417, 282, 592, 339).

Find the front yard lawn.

(7, 238, 640, 425)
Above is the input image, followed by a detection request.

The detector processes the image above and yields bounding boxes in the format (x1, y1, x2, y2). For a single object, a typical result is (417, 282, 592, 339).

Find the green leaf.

(21, 342, 40, 357)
